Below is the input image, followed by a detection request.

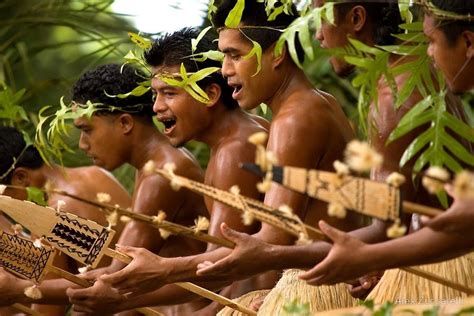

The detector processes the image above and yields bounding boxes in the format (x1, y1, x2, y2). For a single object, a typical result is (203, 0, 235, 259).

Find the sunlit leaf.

(191, 26, 212, 53)
(104, 84, 150, 99)
(189, 50, 224, 63)
(225, 0, 245, 28)
(243, 40, 262, 76)
(128, 32, 152, 50)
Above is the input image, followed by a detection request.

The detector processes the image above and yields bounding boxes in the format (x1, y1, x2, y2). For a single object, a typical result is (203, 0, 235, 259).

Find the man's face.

(218, 28, 274, 110)
(152, 66, 212, 147)
(74, 115, 125, 170)
(314, 0, 356, 76)
(423, 15, 473, 93)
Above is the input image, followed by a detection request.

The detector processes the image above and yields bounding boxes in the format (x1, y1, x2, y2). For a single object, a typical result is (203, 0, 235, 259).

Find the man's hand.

(345, 272, 382, 299)
(67, 279, 125, 314)
(0, 268, 33, 306)
(99, 246, 171, 295)
(428, 185, 474, 234)
(196, 223, 274, 280)
(299, 221, 377, 286)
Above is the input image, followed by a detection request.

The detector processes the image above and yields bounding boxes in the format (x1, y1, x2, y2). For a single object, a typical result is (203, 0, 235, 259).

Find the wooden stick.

(402, 267, 473, 295)
(11, 303, 44, 316)
(402, 201, 443, 217)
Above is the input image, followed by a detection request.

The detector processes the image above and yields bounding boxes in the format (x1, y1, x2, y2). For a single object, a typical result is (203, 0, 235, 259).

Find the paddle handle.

(104, 248, 257, 315)
(402, 267, 474, 295)
(176, 282, 257, 315)
(402, 201, 444, 218)
(12, 303, 44, 316)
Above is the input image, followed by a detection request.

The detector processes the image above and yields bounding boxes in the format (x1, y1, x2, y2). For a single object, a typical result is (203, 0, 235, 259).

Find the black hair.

(335, 1, 402, 46)
(212, 0, 305, 62)
(0, 127, 43, 184)
(72, 63, 155, 117)
(144, 27, 238, 109)
(429, 0, 474, 46)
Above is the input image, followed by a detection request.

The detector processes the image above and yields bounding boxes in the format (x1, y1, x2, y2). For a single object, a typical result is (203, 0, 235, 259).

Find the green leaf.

(190, 50, 224, 63)
(443, 112, 474, 142)
(243, 40, 262, 76)
(191, 26, 212, 53)
(260, 103, 268, 115)
(456, 306, 474, 316)
(225, 0, 245, 28)
(208, 0, 218, 22)
(399, 22, 424, 32)
(359, 299, 374, 311)
(399, 2, 413, 23)
(282, 299, 310, 316)
(105, 85, 150, 99)
(128, 32, 152, 50)
(268, 5, 284, 21)
(440, 133, 474, 166)
(26, 186, 47, 206)
(400, 128, 434, 167)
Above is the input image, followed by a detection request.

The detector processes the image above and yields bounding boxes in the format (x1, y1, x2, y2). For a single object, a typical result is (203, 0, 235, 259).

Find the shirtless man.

(0, 125, 131, 315)
(67, 27, 276, 315)
(0, 64, 209, 315)
(74, 0, 364, 310)
(196, 0, 471, 297)
(297, 0, 474, 286)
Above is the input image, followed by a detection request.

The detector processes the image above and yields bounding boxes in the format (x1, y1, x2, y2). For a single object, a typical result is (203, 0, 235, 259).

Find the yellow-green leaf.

(128, 32, 152, 50)
(225, 0, 245, 28)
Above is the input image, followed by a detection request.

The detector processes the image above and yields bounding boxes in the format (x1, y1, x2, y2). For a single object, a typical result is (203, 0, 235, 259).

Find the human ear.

(118, 114, 134, 135)
(351, 5, 367, 32)
(462, 30, 474, 59)
(205, 83, 222, 108)
(10, 168, 31, 187)
(271, 42, 286, 69)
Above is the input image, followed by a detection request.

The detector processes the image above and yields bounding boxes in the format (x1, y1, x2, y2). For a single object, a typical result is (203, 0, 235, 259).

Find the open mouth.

(232, 85, 243, 99)
(161, 118, 177, 134)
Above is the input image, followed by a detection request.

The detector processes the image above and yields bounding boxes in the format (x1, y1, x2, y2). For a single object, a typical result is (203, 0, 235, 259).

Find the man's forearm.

(368, 227, 470, 271)
(166, 247, 233, 283)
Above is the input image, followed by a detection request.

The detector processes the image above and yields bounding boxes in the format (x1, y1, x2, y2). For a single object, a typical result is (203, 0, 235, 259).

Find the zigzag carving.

(0, 232, 53, 282)
(51, 223, 96, 251)
(58, 213, 100, 237)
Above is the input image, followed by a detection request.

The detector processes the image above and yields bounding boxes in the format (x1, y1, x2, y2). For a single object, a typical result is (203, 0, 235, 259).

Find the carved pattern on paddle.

(0, 232, 54, 283)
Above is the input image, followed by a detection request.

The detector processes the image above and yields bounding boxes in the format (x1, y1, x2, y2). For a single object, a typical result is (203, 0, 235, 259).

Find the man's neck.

(195, 106, 244, 150)
(128, 123, 169, 170)
(267, 67, 312, 116)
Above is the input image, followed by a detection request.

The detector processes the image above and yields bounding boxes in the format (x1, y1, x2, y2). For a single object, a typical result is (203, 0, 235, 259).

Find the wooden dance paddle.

(0, 196, 257, 316)
(241, 163, 444, 220)
(152, 167, 473, 295)
(0, 230, 163, 315)
(0, 231, 49, 315)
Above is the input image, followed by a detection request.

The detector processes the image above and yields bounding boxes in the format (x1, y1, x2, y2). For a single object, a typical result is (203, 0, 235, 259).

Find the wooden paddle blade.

(0, 196, 115, 268)
(0, 231, 55, 283)
(242, 163, 401, 221)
